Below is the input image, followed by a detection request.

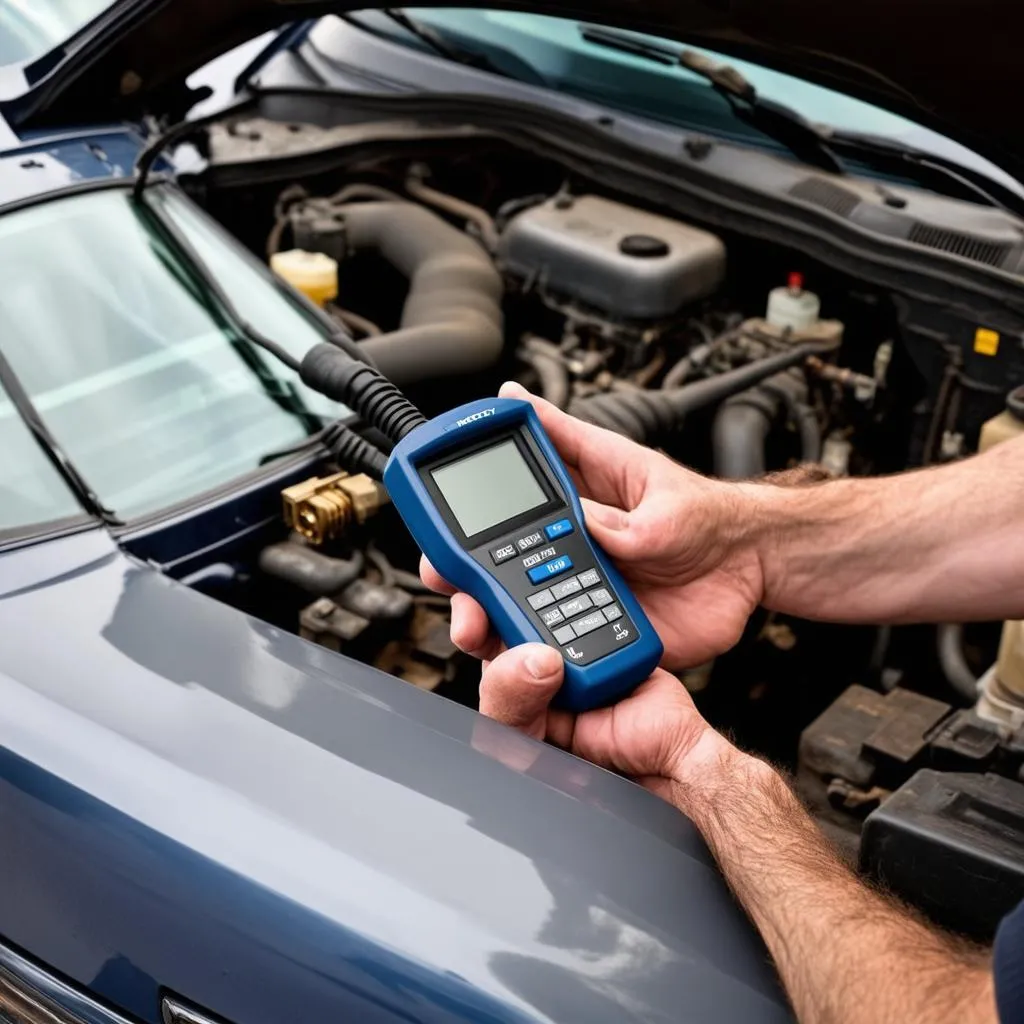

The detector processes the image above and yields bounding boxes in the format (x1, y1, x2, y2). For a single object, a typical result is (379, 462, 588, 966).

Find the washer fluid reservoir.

(271, 249, 338, 307)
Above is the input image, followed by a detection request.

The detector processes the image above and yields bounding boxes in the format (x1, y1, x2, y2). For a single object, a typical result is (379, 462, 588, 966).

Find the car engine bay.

(111, 121, 1024, 940)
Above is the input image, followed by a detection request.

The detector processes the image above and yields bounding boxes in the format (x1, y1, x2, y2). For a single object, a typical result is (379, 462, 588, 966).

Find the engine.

(183, 145, 1024, 942)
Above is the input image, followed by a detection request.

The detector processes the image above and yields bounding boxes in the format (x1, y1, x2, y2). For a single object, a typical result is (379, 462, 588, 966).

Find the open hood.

(4, 0, 1023, 184)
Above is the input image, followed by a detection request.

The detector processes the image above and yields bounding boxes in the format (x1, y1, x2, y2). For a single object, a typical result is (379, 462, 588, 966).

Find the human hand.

(475, 642, 743, 806)
(422, 381, 765, 670)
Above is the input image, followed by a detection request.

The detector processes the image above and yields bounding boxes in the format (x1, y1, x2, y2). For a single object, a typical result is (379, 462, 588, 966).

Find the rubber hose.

(662, 356, 692, 389)
(712, 392, 779, 479)
(259, 543, 365, 596)
(759, 372, 822, 463)
(300, 349, 426, 443)
(937, 623, 980, 704)
(337, 202, 504, 386)
(405, 167, 500, 252)
(570, 341, 834, 443)
(520, 337, 570, 409)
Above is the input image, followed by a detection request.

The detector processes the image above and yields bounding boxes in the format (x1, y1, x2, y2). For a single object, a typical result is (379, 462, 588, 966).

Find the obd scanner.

(384, 398, 663, 711)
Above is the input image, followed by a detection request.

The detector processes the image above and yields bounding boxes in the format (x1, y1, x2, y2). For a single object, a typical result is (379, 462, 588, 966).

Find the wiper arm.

(580, 26, 844, 174)
(379, 9, 508, 77)
(826, 129, 1024, 219)
(582, 27, 1024, 217)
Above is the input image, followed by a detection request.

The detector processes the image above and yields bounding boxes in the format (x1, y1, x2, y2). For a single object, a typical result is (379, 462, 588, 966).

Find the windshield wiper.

(824, 130, 1024, 218)
(582, 26, 1024, 216)
(377, 9, 508, 77)
(581, 26, 844, 174)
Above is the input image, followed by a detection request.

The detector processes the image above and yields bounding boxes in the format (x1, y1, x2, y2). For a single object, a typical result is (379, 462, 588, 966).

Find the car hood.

(0, 528, 790, 1022)
(1, 0, 1021, 184)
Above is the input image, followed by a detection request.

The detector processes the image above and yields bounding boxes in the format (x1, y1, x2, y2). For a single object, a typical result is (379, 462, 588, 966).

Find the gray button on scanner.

(552, 625, 577, 645)
(517, 532, 543, 551)
(571, 610, 607, 637)
(491, 543, 517, 565)
(576, 568, 601, 588)
(551, 577, 582, 600)
(589, 587, 613, 608)
(541, 607, 565, 628)
(528, 589, 555, 610)
(558, 594, 594, 619)
(604, 604, 623, 622)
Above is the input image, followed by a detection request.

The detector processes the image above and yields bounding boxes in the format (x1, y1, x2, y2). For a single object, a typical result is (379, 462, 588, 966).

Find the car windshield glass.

(0, 387, 85, 536)
(0, 186, 346, 522)
(348, 9, 1019, 194)
(0, 0, 111, 65)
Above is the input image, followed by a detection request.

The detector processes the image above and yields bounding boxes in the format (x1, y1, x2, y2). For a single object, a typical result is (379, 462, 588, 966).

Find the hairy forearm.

(670, 743, 994, 1024)
(737, 435, 1024, 623)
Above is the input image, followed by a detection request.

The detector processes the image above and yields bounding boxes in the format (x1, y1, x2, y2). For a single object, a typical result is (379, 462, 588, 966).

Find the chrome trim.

(162, 996, 227, 1024)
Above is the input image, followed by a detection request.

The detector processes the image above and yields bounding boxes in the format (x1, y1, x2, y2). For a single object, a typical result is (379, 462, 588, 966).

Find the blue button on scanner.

(544, 518, 574, 541)
(527, 555, 574, 585)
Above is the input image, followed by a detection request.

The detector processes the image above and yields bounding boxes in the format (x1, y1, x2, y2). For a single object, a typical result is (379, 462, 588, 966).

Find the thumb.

(582, 498, 644, 562)
(479, 643, 563, 740)
(498, 381, 647, 508)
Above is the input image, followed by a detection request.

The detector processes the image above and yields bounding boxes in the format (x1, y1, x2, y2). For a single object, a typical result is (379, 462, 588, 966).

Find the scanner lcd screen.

(431, 438, 548, 537)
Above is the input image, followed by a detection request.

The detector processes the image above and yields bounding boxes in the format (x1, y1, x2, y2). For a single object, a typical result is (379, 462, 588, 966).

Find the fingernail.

(525, 649, 557, 679)
(499, 380, 529, 399)
(586, 503, 628, 531)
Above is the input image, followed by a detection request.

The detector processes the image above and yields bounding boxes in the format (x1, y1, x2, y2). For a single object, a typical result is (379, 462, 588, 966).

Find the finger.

(498, 381, 649, 508)
(546, 708, 576, 750)
(450, 591, 503, 661)
(479, 643, 564, 739)
(419, 555, 455, 595)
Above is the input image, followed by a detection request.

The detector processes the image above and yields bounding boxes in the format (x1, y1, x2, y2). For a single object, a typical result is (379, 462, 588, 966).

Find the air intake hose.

(332, 202, 504, 387)
(569, 341, 835, 443)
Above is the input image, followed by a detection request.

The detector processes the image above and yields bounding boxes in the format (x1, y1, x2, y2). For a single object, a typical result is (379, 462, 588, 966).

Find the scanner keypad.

(475, 515, 640, 667)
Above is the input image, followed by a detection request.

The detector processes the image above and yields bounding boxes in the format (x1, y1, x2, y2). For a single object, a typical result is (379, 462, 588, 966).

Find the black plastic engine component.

(259, 541, 364, 595)
(861, 770, 1024, 940)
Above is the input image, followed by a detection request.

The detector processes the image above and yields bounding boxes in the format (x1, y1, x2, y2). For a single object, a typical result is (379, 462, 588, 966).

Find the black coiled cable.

(300, 345, 427, 443)
(321, 421, 389, 478)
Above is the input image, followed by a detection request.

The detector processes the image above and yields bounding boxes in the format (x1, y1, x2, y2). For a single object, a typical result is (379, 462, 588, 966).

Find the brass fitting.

(282, 472, 387, 545)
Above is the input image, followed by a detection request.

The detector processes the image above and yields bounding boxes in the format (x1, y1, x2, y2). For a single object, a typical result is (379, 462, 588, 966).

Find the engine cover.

(499, 194, 725, 320)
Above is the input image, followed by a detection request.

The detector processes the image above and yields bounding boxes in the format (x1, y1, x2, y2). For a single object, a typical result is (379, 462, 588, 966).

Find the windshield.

(350, 9, 1019, 194)
(0, 0, 110, 65)
(0, 186, 345, 524)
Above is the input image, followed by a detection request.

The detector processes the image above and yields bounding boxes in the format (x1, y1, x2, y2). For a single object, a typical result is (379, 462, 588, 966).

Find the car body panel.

(0, 529, 792, 1022)
(1, 0, 1022, 184)
(0, 128, 142, 210)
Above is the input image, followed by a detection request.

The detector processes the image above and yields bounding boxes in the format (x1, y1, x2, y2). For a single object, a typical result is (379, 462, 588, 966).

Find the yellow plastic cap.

(270, 249, 339, 307)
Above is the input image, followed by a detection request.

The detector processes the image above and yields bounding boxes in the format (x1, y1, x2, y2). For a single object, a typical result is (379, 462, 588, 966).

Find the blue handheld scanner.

(384, 398, 663, 711)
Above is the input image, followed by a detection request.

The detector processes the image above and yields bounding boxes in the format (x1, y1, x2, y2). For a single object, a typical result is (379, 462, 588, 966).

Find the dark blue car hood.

(0, 528, 791, 1023)
(2, 0, 1023, 186)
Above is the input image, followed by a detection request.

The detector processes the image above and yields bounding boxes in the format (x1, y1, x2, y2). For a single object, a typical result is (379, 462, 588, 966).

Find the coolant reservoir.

(270, 249, 338, 307)
(766, 272, 821, 331)
(980, 387, 1024, 701)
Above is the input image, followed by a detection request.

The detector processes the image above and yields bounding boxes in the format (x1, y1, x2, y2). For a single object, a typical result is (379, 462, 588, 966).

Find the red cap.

(787, 271, 804, 292)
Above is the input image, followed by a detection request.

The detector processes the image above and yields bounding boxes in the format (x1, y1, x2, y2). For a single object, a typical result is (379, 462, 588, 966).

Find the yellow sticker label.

(974, 328, 1000, 356)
